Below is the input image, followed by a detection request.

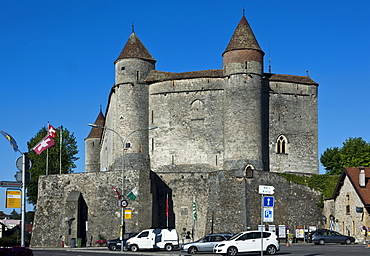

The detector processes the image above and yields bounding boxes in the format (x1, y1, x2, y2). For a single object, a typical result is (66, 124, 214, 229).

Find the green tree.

(26, 126, 79, 205)
(340, 137, 370, 168)
(320, 147, 342, 174)
(320, 137, 370, 175)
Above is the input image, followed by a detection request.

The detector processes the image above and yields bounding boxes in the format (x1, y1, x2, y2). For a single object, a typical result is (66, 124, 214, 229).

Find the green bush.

(0, 237, 18, 247)
(278, 173, 341, 207)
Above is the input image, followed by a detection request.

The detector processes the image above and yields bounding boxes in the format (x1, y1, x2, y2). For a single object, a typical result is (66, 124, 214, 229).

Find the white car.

(213, 231, 279, 255)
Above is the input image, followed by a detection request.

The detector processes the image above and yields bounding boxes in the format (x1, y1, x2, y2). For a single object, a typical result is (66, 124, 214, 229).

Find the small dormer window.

(136, 71, 140, 80)
(121, 67, 125, 71)
(245, 61, 248, 70)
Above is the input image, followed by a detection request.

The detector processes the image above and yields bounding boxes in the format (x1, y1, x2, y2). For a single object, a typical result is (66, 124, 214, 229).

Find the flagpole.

(59, 126, 62, 174)
(166, 193, 169, 228)
(192, 195, 196, 242)
(0, 131, 25, 247)
(21, 152, 26, 247)
(46, 123, 49, 175)
(46, 149, 49, 175)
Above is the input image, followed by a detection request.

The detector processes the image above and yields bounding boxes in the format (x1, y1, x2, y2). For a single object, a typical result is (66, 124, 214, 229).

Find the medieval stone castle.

(31, 15, 323, 247)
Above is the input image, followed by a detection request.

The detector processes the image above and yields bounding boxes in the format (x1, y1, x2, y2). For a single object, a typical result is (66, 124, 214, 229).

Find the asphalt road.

(31, 244, 370, 256)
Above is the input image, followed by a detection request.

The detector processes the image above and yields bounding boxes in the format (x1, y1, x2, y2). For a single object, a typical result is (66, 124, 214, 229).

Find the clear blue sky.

(1, 0, 369, 214)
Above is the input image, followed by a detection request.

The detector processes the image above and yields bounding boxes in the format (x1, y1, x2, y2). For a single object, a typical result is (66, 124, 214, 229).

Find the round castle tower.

(85, 110, 104, 172)
(104, 29, 156, 172)
(222, 15, 265, 171)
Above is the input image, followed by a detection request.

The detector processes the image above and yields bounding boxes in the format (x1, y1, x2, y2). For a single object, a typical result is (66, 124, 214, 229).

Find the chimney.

(359, 167, 366, 187)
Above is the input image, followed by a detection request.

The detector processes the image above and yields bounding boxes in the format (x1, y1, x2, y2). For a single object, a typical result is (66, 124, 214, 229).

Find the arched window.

(276, 135, 288, 154)
(244, 165, 254, 178)
(191, 99, 204, 121)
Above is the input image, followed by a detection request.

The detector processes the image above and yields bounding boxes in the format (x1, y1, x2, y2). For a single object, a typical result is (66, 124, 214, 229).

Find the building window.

(190, 99, 205, 121)
(244, 165, 254, 178)
(276, 135, 288, 154)
(136, 71, 140, 80)
(346, 195, 350, 215)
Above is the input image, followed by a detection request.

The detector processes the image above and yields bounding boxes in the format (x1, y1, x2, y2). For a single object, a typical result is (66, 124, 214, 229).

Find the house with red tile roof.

(324, 167, 370, 244)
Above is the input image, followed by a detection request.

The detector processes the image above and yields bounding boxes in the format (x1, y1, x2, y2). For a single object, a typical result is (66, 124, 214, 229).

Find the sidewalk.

(31, 246, 191, 256)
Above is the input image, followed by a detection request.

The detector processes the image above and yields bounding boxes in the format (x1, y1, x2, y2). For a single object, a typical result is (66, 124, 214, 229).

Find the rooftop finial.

(132, 22, 135, 33)
(100, 105, 102, 113)
(242, 8, 245, 16)
(268, 45, 272, 73)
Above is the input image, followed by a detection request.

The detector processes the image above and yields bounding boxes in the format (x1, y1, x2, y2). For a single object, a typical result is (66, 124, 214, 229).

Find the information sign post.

(259, 185, 275, 256)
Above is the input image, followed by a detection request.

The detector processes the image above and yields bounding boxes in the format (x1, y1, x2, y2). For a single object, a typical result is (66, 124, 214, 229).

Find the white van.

(126, 228, 179, 251)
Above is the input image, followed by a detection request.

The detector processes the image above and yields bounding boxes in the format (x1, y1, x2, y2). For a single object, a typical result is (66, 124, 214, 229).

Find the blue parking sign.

(263, 207, 274, 222)
(263, 196, 274, 207)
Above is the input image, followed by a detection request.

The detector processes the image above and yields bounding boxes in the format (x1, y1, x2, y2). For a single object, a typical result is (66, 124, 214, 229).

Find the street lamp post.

(88, 124, 157, 251)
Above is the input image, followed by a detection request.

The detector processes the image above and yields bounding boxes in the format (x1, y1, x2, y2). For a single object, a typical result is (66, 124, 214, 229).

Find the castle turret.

(114, 31, 156, 85)
(101, 29, 156, 173)
(85, 110, 105, 172)
(222, 15, 265, 171)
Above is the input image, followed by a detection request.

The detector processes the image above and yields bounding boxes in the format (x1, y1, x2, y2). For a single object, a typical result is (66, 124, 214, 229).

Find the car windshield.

(194, 237, 203, 243)
(229, 232, 243, 240)
(332, 231, 342, 236)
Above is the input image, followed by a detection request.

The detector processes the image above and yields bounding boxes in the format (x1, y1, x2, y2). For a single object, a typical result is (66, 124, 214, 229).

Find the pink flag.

(48, 124, 57, 138)
(33, 135, 55, 155)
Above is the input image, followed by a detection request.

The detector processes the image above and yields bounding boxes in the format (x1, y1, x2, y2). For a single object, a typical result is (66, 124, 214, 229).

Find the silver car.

(181, 234, 233, 254)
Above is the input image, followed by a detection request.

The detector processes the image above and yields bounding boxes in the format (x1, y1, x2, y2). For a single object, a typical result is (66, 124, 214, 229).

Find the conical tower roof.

(86, 110, 105, 139)
(223, 15, 263, 55)
(115, 32, 156, 63)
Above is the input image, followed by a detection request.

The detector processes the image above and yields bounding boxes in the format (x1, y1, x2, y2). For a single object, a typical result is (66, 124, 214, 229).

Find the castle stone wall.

(149, 78, 225, 170)
(156, 166, 323, 241)
(268, 81, 318, 174)
(31, 170, 151, 247)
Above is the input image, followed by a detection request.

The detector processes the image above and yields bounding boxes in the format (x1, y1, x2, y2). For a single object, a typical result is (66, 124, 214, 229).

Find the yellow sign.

(124, 209, 132, 219)
(6, 190, 21, 208)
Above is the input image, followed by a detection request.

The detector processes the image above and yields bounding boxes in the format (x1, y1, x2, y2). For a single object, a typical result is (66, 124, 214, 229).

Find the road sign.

(6, 190, 21, 208)
(259, 185, 275, 195)
(263, 207, 274, 222)
(120, 199, 128, 208)
(263, 196, 274, 207)
(0, 181, 22, 188)
(124, 209, 132, 219)
(16, 156, 32, 171)
(16, 172, 31, 183)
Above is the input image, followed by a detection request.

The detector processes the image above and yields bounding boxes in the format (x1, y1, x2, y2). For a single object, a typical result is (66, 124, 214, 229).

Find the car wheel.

(165, 243, 173, 251)
(345, 238, 352, 245)
(265, 245, 277, 255)
(188, 246, 198, 254)
(319, 239, 325, 245)
(130, 244, 139, 252)
(108, 244, 117, 251)
(227, 246, 238, 256)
